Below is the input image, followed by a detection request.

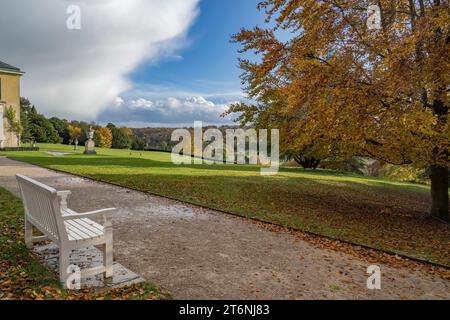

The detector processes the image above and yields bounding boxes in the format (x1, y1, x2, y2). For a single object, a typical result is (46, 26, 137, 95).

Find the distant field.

(2, 143, 449, 266)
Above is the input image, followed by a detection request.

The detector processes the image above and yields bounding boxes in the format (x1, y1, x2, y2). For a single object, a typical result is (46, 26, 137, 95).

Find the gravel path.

(0, 156, 449, 299)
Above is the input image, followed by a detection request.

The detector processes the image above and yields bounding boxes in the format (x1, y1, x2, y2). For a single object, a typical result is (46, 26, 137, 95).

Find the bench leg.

(103, 223, 113, 279)
(59, 249, 70, 288)
(24, 218, 33, 249)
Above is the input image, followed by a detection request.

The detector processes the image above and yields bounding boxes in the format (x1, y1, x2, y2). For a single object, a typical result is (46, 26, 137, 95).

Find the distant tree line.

(19, 98, 146, 150)
(14, 98, 436, 185)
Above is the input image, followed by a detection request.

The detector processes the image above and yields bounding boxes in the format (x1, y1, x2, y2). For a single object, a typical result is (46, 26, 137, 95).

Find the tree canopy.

(228, 0, 449, 220)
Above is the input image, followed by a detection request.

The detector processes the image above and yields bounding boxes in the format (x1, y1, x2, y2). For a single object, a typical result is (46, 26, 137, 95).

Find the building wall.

(0, 72, 21, 147)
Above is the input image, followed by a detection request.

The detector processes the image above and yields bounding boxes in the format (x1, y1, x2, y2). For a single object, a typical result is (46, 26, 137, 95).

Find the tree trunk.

(293, 155, 321, 169)
(430, 165, 449, 222)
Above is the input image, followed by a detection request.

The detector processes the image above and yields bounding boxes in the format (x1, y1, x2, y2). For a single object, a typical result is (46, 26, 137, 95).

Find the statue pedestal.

(84, 139, 97, 155)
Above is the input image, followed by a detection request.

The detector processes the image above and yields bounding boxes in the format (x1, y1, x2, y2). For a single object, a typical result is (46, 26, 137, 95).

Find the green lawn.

(2, 143, 449, 266)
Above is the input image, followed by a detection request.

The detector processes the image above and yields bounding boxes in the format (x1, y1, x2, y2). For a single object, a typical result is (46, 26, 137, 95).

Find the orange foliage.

(228, 0, 449, 219)
(96, 127, 113, 148)
(229, 0, 449, 166)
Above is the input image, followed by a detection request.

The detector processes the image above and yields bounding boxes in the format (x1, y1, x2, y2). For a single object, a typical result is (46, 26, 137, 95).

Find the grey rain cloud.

(0, 0, 200, 122)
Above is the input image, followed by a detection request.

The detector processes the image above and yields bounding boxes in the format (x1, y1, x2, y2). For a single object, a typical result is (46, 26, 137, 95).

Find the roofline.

(0, 68, 25, 76)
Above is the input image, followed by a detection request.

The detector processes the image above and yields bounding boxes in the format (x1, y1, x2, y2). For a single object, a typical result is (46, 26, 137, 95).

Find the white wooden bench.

(16, 174, 116, 288)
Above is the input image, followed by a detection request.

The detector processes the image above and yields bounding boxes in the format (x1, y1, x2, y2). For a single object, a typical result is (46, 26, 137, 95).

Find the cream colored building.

(0, 61, 24, 148)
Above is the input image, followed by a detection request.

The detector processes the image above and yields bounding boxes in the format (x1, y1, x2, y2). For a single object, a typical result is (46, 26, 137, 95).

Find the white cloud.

(0, 0, 199, 120)
(114, 97, 125, 107)
(128, 96, 232, 116)
(125, 83, 246, 102)
(129, 98, 155, 110)
(99, 95, 238, 127)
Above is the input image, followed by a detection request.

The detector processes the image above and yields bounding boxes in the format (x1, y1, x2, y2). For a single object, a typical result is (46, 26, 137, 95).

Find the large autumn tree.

(228, 0, 449, 221)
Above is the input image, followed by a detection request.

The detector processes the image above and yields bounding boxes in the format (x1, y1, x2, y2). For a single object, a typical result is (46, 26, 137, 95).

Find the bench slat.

(66, 219, 102, 238)
(66, 222, 92, 239)
(66, 220, 98, 238)
(66, 222, 94, 240)
(62, 208, 105, 234)
(22, 181, 60, 240)
(64, 223, 84, 241)
(65, 219, 104, 241)
(74, 218, 104, 234)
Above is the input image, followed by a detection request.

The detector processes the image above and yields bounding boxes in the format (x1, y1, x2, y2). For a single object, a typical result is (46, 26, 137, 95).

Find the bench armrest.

(57, 190, 72, 196)
(57, 191, 72, 210)
(62, 208, 117, 222)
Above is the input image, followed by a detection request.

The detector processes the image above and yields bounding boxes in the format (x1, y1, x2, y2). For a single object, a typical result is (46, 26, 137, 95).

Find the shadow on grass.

(66, 170, 450, 266)
(2, 151, 450, 264)
(3, 152, 449, 265)
(3, 153, 433, 194)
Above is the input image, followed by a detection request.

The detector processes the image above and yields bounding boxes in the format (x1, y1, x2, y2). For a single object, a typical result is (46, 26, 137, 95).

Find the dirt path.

(0, 156, 449, 299)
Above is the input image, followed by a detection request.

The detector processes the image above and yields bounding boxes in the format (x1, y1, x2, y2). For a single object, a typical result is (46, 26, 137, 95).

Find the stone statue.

(88, 126, 94, 140)
(84, 126, 97, 155)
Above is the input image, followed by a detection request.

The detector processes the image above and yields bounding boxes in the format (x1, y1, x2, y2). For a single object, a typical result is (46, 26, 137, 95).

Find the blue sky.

(103, 0, 266, 127)
(130, 0, 263, 97)
(0, 0, 267, 127)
